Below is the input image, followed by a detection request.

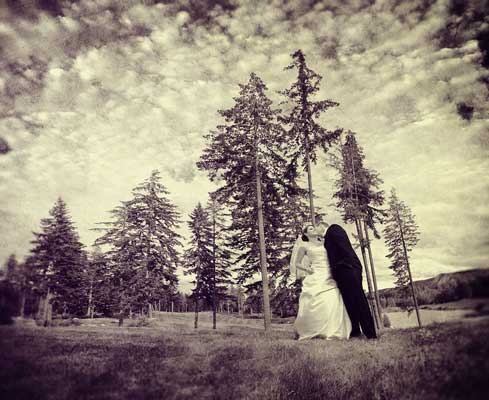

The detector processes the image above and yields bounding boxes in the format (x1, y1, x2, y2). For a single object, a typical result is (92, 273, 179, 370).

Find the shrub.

(0, 281, 19, 324)
(0, 305, 14, 325)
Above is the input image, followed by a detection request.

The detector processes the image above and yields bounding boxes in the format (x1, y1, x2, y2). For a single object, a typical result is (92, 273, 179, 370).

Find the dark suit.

(324, 224, 377, 339)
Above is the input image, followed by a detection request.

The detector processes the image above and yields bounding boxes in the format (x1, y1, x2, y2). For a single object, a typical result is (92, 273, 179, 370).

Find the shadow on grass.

(1, 319, 489, 399)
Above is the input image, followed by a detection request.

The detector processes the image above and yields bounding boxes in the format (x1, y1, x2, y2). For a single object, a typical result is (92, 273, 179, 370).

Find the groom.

(319, 222, 377, 339)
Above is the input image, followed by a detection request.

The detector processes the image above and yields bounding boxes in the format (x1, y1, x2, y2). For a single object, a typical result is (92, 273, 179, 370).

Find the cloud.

(0, 0, 488, 292)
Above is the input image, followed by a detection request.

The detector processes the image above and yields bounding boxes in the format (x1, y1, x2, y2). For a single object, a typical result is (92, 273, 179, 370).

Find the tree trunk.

(399, 221, 422, 327)
(36, 295, 44, 320)
(19, 289, 26, 318)
(43, 287, 52, 327)
(363, 220, 383, 324)
(86, 278, 93, 318)
(118, 308, 124, 327)
(304, 135, 316, 225)
(355, 219, 381, 331)
(255, 159, 272, 331)
(212, 208, 217, 330)
(194, 298, 199, 329)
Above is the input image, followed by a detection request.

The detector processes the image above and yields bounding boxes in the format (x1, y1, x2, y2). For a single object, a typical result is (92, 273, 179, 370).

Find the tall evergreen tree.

(5, 254, 18, 281)
(383, 188, 422, 327)
(95, 171, 181, 319)
(280, 49, 342, 225)
(198, 73, 288, 330)
(332, 131, 386, 328)
(206, 196, 233, 328)
(183, 203, 213, 328)
(29, 198, 87, 318)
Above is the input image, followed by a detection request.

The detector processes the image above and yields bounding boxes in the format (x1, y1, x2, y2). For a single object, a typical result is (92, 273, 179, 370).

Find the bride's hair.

(301, 224, 313, 242)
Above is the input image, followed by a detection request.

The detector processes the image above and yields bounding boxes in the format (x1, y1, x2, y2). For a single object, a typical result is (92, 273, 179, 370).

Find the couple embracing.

(290, 222, 377, 340)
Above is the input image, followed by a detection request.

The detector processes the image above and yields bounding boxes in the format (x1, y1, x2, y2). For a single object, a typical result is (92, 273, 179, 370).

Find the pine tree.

(29, 198, 87, 318)
(5, 254, 18, 281)
(206, 196, 233, 328)
(198, 73, 288, 330)
(183, 203, 213, 329)
(280, 49, 342, 225)
(383, 188, 422, 327)
(95, 171, 181, 320)
(332, 131, 386, 328)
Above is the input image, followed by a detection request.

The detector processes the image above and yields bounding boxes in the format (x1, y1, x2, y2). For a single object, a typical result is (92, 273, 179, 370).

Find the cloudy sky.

(1, 0, 488, 291)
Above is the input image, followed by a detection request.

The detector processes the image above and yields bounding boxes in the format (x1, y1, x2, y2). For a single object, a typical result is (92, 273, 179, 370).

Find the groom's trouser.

(336, 269, 377, 339)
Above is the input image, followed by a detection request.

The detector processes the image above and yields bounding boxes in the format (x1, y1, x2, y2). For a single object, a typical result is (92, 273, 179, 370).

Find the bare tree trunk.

(212, 206, 217, 330)
(36, 296, 44, 320)
(43, 287, 52, 327)
(86, 277, 93, 318)
(20, 289, 26, 318)
(363, 220, 383, 324)
(256, 159, 272, 331)
(399, 222, 422, 327)
(355, 219, 380, 332)
(194, 299, 199, 329)
(304, 135, 316, 225)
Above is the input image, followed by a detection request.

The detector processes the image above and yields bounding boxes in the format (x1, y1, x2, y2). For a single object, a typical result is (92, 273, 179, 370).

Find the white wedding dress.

(294, 241, 352, 340)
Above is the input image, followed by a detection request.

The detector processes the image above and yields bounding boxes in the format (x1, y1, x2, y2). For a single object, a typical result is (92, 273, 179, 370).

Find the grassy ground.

(1, 315, 488, 400)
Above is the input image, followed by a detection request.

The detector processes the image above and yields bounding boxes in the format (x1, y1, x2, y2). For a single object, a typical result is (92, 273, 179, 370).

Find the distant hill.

(378, 268, 489, 308)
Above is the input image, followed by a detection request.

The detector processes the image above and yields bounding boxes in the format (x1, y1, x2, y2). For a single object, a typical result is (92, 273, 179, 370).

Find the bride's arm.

(295, 246, 313, 274)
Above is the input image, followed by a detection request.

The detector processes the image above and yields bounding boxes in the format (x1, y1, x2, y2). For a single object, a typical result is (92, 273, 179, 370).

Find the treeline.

(379, 269, 489, 309)
(1, 49, 427, 328)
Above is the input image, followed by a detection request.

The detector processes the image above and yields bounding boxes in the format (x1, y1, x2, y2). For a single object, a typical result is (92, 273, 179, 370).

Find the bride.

(290, 224, 351, 340)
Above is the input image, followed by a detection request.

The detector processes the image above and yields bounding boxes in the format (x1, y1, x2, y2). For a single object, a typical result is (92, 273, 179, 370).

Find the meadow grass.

(1, 315, 488, 400)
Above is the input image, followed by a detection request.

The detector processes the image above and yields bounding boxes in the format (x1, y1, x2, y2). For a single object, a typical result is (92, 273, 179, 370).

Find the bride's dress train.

(294, 242, 352, 340)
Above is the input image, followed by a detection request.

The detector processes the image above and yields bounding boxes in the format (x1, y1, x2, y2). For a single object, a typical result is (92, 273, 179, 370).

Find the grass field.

(1, 313, 488, 400)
